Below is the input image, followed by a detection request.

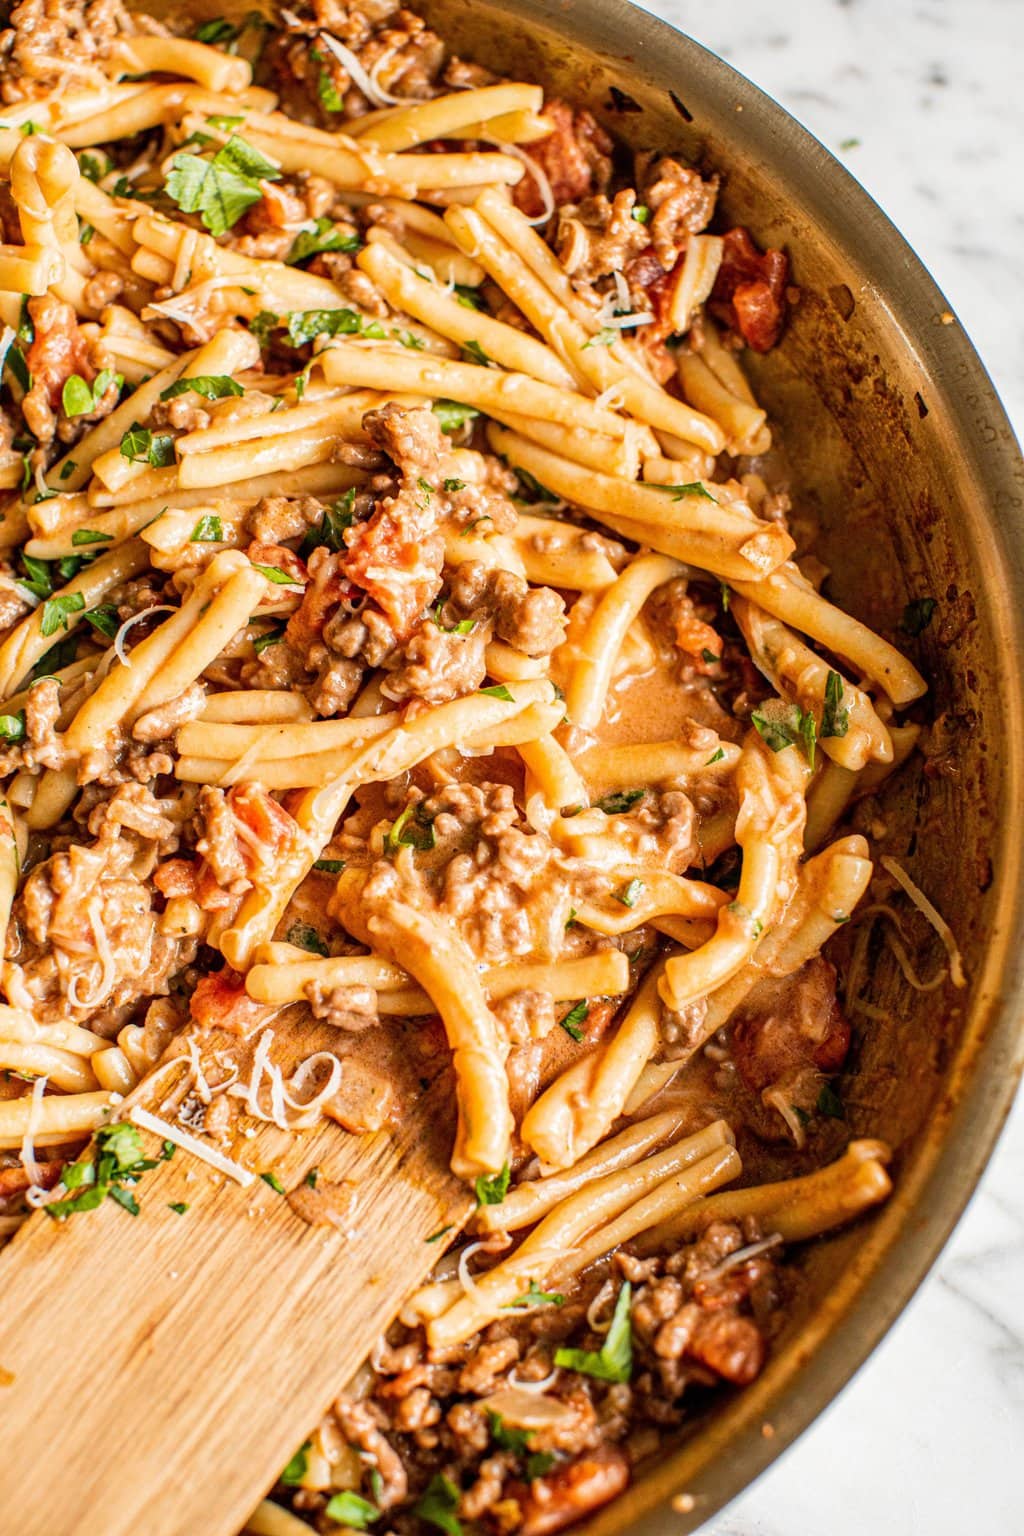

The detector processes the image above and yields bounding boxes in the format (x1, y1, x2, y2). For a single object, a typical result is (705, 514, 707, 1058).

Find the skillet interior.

(145, 0, 1024, 1526)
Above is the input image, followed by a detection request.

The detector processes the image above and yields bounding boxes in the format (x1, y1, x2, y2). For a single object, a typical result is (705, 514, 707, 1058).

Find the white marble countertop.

(635, 1, 1024, 1532)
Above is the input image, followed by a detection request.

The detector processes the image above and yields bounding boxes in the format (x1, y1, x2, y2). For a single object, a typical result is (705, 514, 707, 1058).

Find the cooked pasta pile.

(0, 3, 958, 1531)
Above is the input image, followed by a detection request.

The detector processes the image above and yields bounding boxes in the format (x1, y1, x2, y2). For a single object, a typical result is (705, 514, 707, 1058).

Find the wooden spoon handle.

(0, 1029, 467, 1536)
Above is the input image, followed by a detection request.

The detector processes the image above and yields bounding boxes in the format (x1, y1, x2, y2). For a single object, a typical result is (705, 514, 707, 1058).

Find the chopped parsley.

(706, 747, 725, 765)
(252, 623, 284, 653)
(383, 801, 436, 855)
(560, 1000, 588, 1042)
(119, 423, 175, 467)
(18, 552, 53, 601)
(461, 339, 491, 367)
(432, 399, 479, 434)
(280, 1440, 310, 1486)
(311, 49, 345, 112)
(701, 647, 720, 664)
(168, 1202, 189, 1215)
(160, 374, 244, 402)
(70, 528, 113, 546)
(62, 368, 120, 418)
(59, 460, 77, 480)
(313, 858, 346, 874)
(190, 514, 224, 543)
(260, 1171, 286, 1194)
(304, 1168, 320, 1188)
(165, 134, 281, 236)
(554, 1281, 633, 1382)
(325, 1491, 380, 1528)
(194, 18, 237, 44)
(414, 1474, 463, 1536)
(45, 1123, 162, 1221)
(299, 490, 357, 558)
(820, 670, 850, 739)
(478, 683, 513, 702)
(431, 600, 474, 636)
(453, 284, 483, 310)
(253, 563, 303, 585)
(84, 604, 119, 639)
(751, 700, 817, 767)
(581, 327, 617, 351)
(474, 1162, 510, 1207)
(425, 1223, 454, 1244)
(613, 877, 644, 908)
(287, 216, 360, 266)
(506, 1280, 565, 1309)
(900, 596, 937, 636)
(817, 1082, 845, 1119)
(443, 478, 466, 493)
(40, 591, 85, 638)
(286, 922, 328, 956)
(597, 787, 644, 814)
(286, 308, 385, 347)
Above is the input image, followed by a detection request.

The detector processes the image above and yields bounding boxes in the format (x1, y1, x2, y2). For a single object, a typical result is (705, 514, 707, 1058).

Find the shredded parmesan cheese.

(128, 1104, 256, 1186)
(18, 1074, 47, 1186)
(880, 855, 967, 988)
(318, 32, 410, 108)
(113, 604, 175, 668)
(507, 1364, 559, 1393)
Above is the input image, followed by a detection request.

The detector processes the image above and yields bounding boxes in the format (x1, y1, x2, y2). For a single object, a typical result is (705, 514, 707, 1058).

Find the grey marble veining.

(632, 2, 1024, 1532)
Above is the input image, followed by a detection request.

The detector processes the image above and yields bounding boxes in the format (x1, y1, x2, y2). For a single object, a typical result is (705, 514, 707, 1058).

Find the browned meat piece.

(340, 404, 449, 640)
(514, 1446, 631, 1536)
(0, 0, 136, 102)
(556, 190, 650, 282)
(446, 560, 566, 657)
(132, 682, 206, 744)
(22, 295, 96, 443)
(710, 226, 790, 352)
(644, 156, 719, 269)
(333, 1393, 408, 1508)
(380, 612, 490, 704)
(730, 955, 851, 1095)
(3, 786, 189, 1027)
(514, 101, 613, 219)
(270, 0, 446, 125)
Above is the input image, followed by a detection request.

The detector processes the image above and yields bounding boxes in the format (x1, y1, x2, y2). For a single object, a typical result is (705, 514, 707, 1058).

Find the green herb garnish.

(286, 922, 328, 956)
(414, 1474, 463, 1536)
(432, 399, 479, 434)
(560, 1000, 588, 1042)
(554, 1281, 633, 1382)
(820, 670, 850, 739)
(474, 1163, 510, 1207)
(325, 1491, 380, 1528)
(280, 1440, 310, 1486)
(165, 135, 280, 236)
(62, 369, 120, 418)
(613, 878, 644, 908)
(900, 596, 936, 636)
(40, 591, 85, 637)
(597, 788, 644, 814)
(160, 374, 244, 402)
(751, 701, 817, 767)
(190, 514, 224, 543)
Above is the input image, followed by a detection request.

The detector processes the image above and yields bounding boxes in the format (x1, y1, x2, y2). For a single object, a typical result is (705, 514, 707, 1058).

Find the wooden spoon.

(0, 1013, 470, 1536)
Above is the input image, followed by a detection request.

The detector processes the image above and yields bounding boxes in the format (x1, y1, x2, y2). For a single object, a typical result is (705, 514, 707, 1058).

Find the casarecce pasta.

(0, 4, 957, 1533)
